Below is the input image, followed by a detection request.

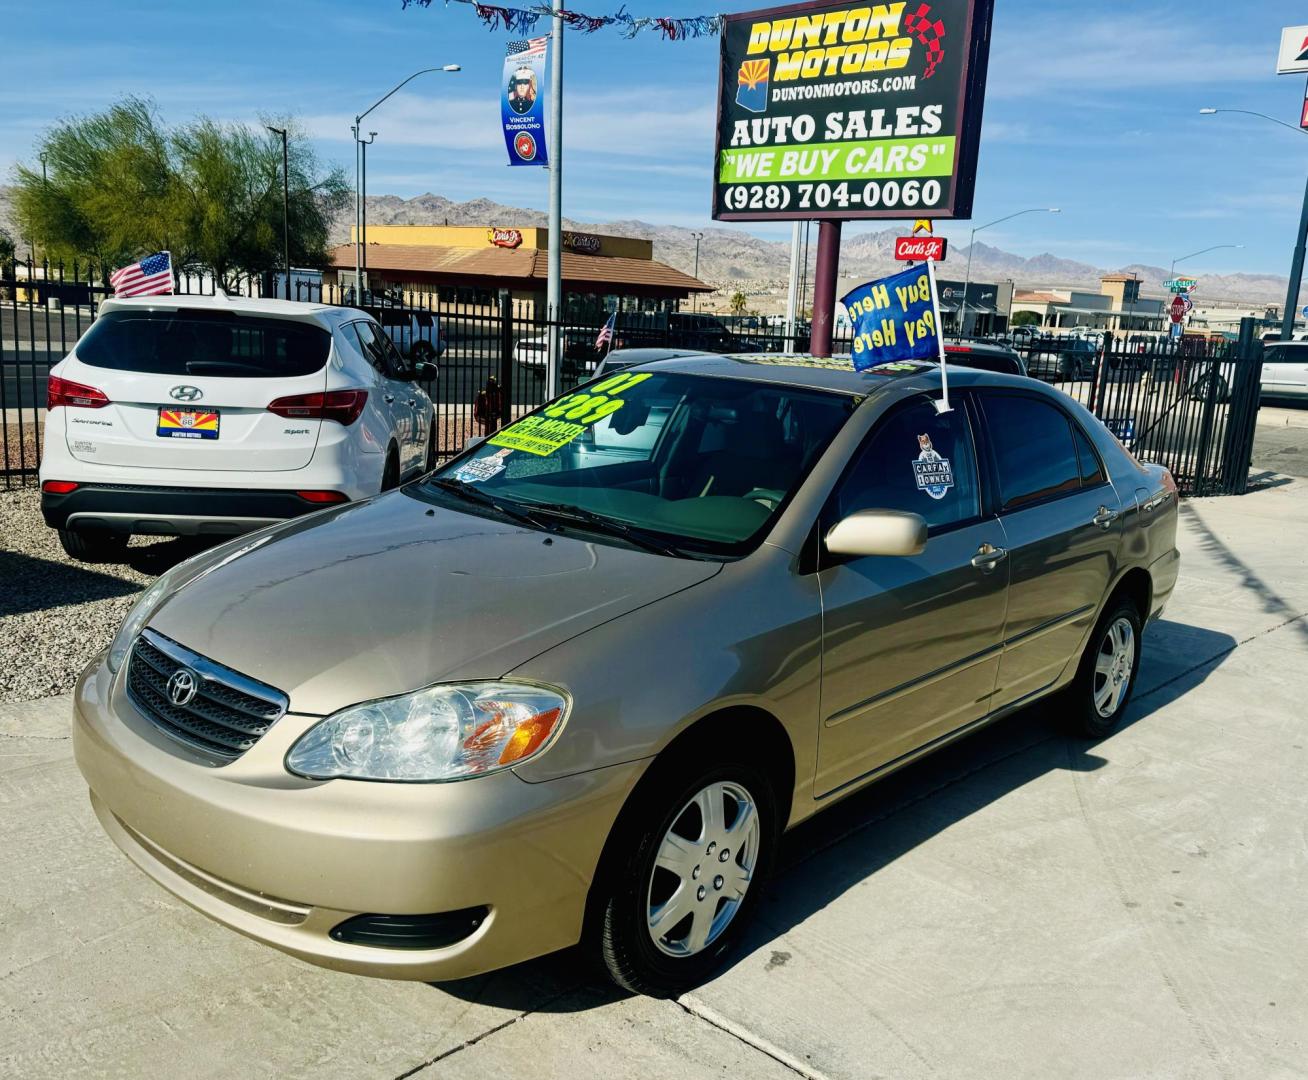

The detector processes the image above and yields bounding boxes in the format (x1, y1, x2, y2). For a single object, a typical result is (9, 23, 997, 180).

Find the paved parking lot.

(2, 475, 1306, 1078)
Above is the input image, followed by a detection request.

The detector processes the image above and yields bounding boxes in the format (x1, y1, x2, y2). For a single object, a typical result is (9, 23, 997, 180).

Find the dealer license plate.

(157, 407, 220, 439)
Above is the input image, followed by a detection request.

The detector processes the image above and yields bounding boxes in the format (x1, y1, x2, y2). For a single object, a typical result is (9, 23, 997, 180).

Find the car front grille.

(126, 629, 289, 762)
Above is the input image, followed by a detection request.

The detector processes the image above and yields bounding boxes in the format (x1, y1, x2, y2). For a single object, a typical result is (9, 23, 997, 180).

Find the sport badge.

(912, 434, 953, 500)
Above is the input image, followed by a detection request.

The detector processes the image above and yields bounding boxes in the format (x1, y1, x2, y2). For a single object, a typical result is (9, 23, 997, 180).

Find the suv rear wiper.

(426, 477, 551, 532)
(517, 501, 683, 557)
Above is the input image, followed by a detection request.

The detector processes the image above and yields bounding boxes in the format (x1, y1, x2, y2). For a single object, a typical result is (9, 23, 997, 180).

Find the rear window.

(76, 309, 331, 378)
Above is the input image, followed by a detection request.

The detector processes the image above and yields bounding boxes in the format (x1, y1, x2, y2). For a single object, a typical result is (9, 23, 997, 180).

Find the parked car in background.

(943, 341, 1027, 376)
(40, 295, 436, 562)
(74, 356, 1178, 997)
(1028, 336, 1098, 381)
(1260, 341, 1308, 400)
(1007, 324, 1041, 347)
(369, 305, 445, 365)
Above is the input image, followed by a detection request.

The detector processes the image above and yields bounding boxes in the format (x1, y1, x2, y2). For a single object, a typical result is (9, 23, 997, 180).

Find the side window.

(980, 393, 1081, 510)
(1071, 422, 1106, 486)
(351, 322, 386, 375)
(376, 332, 412, 380)
(833, 397, 980, 532)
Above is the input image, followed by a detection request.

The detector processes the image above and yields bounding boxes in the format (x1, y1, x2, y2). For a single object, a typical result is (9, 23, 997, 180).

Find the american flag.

(507, 37, 547, 58)
(110, 251, 174, 298)
(595, 312, 616, 351)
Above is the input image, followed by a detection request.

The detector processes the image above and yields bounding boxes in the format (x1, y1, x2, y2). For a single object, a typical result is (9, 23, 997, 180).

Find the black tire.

(380, 449, 400, 492)
(593, 753, 779, 997)
(58, 527, 128, 564)
(1065, 595, 1143, 738)
(411, 340, 436, 364)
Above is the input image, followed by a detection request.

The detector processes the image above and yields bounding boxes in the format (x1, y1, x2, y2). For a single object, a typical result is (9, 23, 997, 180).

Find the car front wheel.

(595, 758, 777, 997)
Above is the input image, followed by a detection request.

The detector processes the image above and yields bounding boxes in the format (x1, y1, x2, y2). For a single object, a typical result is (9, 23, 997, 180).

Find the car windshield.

(77, 309, 331, 377)
(416, 370, 857, 557)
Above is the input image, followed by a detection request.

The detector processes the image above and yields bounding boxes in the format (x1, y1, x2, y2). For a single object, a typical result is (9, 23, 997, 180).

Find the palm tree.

(729, 290, 748, 315)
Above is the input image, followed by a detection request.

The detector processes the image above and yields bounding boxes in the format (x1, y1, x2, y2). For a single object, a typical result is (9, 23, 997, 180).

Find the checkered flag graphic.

(903, 2, 945, 79)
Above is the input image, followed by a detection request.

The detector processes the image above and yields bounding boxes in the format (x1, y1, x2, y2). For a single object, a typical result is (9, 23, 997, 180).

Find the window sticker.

(488, 372, 652, 457)
(454, 447, 513, 483)
(869, 361, 924, 375)
(913, 434, 954, 500)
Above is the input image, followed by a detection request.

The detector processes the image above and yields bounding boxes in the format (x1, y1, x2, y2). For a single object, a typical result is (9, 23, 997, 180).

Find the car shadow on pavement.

(432, 618, 1238, 1012)
(0, 549, 140, 617)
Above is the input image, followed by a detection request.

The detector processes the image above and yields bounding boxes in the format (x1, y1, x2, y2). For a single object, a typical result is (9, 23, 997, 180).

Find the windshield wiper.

(516, 501, 684, 557)
(426, 477, 552, 532)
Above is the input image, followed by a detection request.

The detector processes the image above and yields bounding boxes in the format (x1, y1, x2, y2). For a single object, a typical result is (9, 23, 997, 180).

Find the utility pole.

(809, 221, 841, 358)
(266, 126, 290, 299)
(546, 4, 564, 397)
(784, 221, 801, 352)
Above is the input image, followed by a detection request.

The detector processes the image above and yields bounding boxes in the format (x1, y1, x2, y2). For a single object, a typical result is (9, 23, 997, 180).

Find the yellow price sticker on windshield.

(490, 372, 652, 457)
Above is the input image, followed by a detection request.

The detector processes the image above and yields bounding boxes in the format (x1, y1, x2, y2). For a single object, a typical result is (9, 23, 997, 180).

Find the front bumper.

(72, 655, 644, 981)
(42, 484, 349, 536)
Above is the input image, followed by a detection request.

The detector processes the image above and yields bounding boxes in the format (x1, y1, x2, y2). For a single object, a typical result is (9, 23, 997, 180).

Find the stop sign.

(1170, 294, 1187, 323)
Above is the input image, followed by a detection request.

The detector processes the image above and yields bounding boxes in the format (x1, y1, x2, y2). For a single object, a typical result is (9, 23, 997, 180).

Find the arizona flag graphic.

(736, 59, 769, 114)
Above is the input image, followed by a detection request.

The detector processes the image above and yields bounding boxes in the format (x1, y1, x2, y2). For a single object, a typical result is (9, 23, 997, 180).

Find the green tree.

(1011, 309, 1041, 327)
(12, 97, 348, 284)
(0, 225, 14, 264)
(729, 290, 748, 315)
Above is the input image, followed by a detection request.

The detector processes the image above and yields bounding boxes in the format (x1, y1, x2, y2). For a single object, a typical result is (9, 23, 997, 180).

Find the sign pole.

(546, 6, 564, 397)
(924, 256, 951, 413)
(810, 220, 841, 358)
(1281, 169, 1308, 343)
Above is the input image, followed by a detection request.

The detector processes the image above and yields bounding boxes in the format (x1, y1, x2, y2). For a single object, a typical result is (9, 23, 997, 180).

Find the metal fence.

(1, 258, 1262, 496)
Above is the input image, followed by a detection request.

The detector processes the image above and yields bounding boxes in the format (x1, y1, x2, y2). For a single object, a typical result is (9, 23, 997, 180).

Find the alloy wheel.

(645, 780, 760, 958)
(1093, 616, 1135, 718)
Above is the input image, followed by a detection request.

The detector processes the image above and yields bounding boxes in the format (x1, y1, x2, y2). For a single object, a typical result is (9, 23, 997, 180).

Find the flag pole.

(924, 256, 951, 414)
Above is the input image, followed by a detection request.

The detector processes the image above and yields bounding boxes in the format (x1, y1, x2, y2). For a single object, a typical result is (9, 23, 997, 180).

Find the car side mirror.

(413, 361, 437, 381)
(825, 509, 927, 558)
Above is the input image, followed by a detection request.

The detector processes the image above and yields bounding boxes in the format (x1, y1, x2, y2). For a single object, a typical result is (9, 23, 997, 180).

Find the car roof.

(943, 341, 1019, 356)
(602, 348, 707, 364)
(624, 351, 1036, 399)
(99, 293, 352, 330)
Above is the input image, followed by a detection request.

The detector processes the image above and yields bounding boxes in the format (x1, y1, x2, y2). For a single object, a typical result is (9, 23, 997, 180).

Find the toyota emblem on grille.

(170, 385, 203, 402)
(167, 668, 199, 706)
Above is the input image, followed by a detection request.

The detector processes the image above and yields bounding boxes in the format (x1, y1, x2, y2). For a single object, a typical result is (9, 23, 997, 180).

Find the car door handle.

(971, 543, 1008, 572)
(1092, 506, 1120, 529)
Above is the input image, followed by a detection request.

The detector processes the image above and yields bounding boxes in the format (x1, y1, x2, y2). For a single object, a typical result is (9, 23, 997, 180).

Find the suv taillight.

(48, 375, 110, 409)
(267, 390, 367, 426)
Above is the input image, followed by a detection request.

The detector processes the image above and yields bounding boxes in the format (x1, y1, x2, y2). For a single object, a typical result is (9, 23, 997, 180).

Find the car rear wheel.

(594, 756, 777, 997)
(58, 527, 128, 564)
(1066, 596, 1142, 738)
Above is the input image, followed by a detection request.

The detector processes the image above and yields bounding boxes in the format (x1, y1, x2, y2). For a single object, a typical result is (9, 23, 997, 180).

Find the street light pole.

(1201, 108, 1306, 340)
(960, 207, 1059, 338)
(1169, 243, 1242, 280)
(360, 131, 376, 292)
(353, 64, 461, 302)
(266, 126, 290, 299)
(690, 232, 703, 312)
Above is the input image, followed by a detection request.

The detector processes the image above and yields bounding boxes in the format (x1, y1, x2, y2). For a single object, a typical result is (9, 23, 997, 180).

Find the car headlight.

(285, 682, 569, 782)
(106, 567, 182, 673)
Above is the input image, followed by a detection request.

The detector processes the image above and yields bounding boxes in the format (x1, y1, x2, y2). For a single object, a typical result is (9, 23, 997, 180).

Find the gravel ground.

(0, 487, 208, 703)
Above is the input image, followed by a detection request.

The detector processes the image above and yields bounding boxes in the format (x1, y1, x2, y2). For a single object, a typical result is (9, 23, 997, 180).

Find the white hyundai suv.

(39, 294, 436, 562)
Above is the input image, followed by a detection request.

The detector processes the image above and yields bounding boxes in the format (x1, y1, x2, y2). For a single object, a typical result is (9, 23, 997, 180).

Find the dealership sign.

(711, 0, 994, 221)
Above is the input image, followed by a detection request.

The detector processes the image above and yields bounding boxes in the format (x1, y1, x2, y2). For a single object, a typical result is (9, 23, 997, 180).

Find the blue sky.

(4, 0, 1308, 276)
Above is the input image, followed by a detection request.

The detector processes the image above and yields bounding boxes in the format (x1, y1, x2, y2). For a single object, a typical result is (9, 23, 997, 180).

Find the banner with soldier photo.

(502, 37, 549, 166)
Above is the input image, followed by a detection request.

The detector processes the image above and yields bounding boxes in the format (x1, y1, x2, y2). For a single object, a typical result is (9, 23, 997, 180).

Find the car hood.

(147, 489, 722, 715)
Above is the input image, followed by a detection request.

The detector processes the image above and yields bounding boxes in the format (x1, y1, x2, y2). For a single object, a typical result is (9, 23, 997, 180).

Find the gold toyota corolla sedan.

(73, 354, 1179, 996)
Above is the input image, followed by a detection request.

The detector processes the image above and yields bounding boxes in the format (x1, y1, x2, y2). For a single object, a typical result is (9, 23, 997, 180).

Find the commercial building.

(1011, 274, 1165, 331)
(326, 225, 711, 317)
(936, 278, 1015, 337)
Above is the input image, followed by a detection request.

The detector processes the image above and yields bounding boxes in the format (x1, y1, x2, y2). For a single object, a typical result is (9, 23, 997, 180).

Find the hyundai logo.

(170, 385, 203, 402)
(166, 668, 199, 707)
